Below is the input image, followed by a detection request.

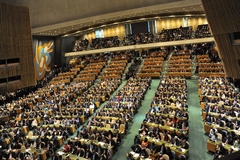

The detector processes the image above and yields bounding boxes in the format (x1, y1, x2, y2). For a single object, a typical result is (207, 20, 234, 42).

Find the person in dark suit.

(84, 148, 92, 159)
(222, 134, 234, 145)
(91, 150, 100, 160)
(180, 139, 189, 149)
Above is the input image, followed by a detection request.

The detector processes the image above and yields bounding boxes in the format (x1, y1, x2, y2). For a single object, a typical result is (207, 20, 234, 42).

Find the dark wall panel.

(61, 36, 76, 66)
(55, 36, 62, 67)
(131, 22, 149, 34)
(0, 2, 35, 93)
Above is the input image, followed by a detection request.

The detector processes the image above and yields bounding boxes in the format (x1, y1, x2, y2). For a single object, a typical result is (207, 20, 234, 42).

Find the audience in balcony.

(122, 32, 154, 46)
(73, 38, 89, 51)
(91, 36, 120, 49)
(158, 26, 192, 42)
(71, 24, 213, 52)
(195, 24, 211, 38)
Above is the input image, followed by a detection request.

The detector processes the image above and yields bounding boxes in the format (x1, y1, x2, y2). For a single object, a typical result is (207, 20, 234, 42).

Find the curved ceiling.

(0, 0, 204, 36)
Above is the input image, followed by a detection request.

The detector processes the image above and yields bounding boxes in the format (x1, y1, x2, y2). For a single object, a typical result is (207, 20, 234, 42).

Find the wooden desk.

(207, 140, 217, 152)
(80, 115, 85, 123)
(69, 125, 75, 135)
(140, 135, 189, 157)
(22, 126, 28, 135)
(95, 101, 100, 108)
(0, 115, 9, 122)
(39, 150, 47, 160)
(37, 97, 43, 102)
(145, 122, 188, 136)
(207, 140, 239, 153)
(61, 153, 88, 160)
(56, 136, 63, 147)
(126, 151, 152, 160)
(204, 122, 240, 136)
(15, 108, 22, 114)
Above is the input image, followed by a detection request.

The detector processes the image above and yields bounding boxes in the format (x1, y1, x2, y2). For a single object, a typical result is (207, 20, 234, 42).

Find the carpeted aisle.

(112, 79, 160, 160)
(187, 79, 212, 160)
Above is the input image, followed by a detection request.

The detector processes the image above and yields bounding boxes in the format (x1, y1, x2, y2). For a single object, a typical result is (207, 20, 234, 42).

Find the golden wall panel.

(157, 17, 208, 32)
(82, 25, 125, 41)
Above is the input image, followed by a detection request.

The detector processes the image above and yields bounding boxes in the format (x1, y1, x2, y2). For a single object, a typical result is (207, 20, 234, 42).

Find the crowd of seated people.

(127, 77, 189, 160)
(199, 77, 240, 159)
(74, 61, 106, 83)
(158, 26, 192, 42)
(0, 54, 128, 159)
(137, 47, 169, 78)
(122, 32, 154, 46)
(73, 38, 89, 51)
(196, 45, 223, 77)
(100, 60, 127, 80)
(0, 64, 72, 106)
(138, 56, 164, 79)
(126, 57, 142, 80)
(0, 80, 101, 160)
(194, 24, 211, 38)
(141, 47, 169, 60)
(167, 49, 192, 78)
(71, 25, 212, 52)
(91, 36, 120, 49)
(62, 77, 150, 160)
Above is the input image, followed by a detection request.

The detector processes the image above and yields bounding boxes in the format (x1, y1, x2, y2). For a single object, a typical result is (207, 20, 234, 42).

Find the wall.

(202, 0, 240, 78)
(103, 25, 125, 39)
(83, 32, 96, 43)
(82, 24, 126, 42)
(188, 17, 207, 30)
(156, 16, 207, 32)
(0, 2, 35, 93)
(61, 36, 76, 65)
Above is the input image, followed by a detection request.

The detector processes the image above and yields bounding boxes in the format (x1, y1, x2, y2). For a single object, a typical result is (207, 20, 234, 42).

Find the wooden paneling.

(82, 24, 125, 42)
(188, 17, 208, 30)
(156, 16, 207, 32)
(83, 32, 96, 43)
(103, 25, 125, 39)
(202, 0, 240, 78)
(202, 0, 240, 34)
(0, 2, 35, 93)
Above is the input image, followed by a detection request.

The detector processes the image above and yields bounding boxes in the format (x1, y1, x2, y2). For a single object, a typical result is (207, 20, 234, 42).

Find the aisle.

(112, 79, 160, 160)
(187, 80, 212, 160)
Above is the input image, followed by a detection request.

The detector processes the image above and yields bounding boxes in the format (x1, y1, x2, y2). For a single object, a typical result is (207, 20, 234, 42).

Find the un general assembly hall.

(0, 0, 240, 160)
